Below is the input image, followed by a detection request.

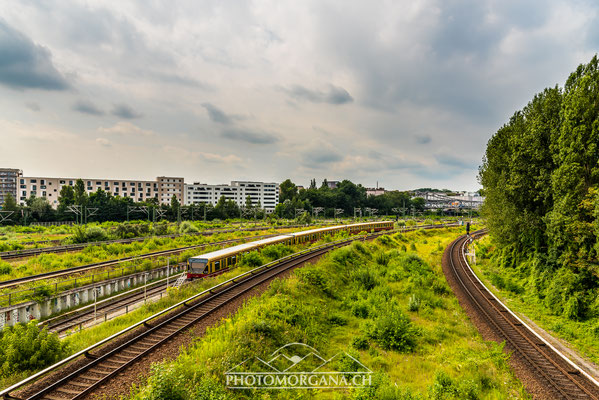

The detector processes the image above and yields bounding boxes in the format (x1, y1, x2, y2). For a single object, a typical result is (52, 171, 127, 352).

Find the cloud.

(202, 103, 234, 124)
(221, 128, 279, 144)
(201, 152, 242, 163)
(415, 135, 432, 144)
(285, 84, 354, 105)
(435, 153, 477, 169)
(0, 19, 70, 90)
(72, 99, 104, 116)
(25, 101, 40, 112)
(98, 121, 155, 137)
(96, 137, 112, 147)
(111, 103, 143, 119)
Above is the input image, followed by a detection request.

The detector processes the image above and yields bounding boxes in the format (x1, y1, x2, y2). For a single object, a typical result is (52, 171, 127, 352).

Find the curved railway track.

(6, 234, 372, 400)
(446, 231, 599, 400)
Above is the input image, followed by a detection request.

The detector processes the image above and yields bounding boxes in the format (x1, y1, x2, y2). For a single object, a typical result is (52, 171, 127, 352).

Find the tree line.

(274, 178, 427, 218)
(479, 55, 599, 320)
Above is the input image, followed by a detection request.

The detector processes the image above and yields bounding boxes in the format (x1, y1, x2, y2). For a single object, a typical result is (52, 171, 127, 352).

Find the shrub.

(0, 322, 66, 376)
(375, 251, 390, 267)
(408, 294, 421, 312)
(84, 227, 108, 242)
(410, 243, 417, 251)
(178, 221, 199, 234)
(354, 269, 378, 290)
(0, 262, 11, 275)
(328, 314, 349, 326)
(351, 336, 370, 350)
(144, 363, 187, 400)
(240, 251, 264, 267)
(368, 307, 418, 352)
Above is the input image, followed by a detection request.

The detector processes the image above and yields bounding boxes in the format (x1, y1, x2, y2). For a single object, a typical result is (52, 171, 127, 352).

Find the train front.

(187, 256, 210, 280)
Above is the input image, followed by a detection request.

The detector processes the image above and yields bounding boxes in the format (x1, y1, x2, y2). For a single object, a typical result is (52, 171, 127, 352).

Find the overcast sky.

(1, 1, 597, 191)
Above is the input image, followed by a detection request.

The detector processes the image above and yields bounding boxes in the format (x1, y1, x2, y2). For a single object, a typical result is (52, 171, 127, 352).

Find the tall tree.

(279, 179, 298, 203)
(1, 193, 18, 212)
(73, 179, 88, 206)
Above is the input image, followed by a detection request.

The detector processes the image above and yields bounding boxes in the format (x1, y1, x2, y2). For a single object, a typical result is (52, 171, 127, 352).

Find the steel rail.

(1, 231, 388, 400)
(0, 223, 334, 260)
(449, 232, 599, 399)
(0, 234, 279, 291)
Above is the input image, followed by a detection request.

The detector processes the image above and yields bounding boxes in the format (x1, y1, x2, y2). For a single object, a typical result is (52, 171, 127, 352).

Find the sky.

(0, 0, 598, 191)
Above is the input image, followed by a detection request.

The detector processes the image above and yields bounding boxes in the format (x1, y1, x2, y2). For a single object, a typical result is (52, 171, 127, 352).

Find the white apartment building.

(17, 175, 184, 208)
(184, 181, 279, 213)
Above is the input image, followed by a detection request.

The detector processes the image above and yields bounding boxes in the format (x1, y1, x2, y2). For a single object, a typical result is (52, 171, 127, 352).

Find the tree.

(73, 179, 88, 206)
(1, 193, 18, 212)
(29, 197, 52, 221)
(58, 185, 75, 210)
(170, 194, 180, 218)
(245, 195, 254, 209)
(279, 179, 298, 203)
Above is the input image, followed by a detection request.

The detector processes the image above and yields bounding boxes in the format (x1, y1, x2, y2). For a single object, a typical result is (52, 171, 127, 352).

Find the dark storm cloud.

(305, 149, 343, 165)
(221, 128, 279, 144)
(111, 103, 143, 119)
(72, 99, 104, 116)
(0, 19, 69, 90)
(285, 84, 353, 105)
(202, 103, 234, 124)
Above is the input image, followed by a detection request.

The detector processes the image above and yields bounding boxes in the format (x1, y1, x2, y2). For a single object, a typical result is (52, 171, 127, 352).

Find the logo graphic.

(225, 342, 372, 389)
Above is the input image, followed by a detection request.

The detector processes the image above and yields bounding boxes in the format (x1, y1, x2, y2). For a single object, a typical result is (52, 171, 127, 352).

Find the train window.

(232, 255, 237, 265)
(215, 261, 221, 270)
(190, 260, 207, 274)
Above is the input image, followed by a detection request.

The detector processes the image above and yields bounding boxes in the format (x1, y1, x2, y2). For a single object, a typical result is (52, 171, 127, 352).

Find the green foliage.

(178, 221, 199, 234)
(480, 55, 599, 322)
(0, 322, 66, 377)
(367, 303, 418, 352)
(240, 251, 264, 267)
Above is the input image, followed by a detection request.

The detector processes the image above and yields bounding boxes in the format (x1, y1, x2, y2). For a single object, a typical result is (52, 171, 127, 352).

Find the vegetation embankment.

(479, 56, 599, 350)
(0, 227, 315, 307)
(0, 233, 334, 391)
(0, 219, 305, 252)
(125, 227, 525, 399)
(473, 235, 599, 365)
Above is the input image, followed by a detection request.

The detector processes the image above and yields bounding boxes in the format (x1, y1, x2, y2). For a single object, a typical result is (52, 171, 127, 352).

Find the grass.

(472, 236, 599, 365)
(123, 226, 526, 399)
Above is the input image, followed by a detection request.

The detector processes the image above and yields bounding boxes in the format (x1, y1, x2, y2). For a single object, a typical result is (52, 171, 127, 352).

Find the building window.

(31, 179, 37, 183)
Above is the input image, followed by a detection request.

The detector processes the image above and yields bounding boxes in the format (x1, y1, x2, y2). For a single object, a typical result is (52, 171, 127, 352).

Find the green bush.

(0, 262, 11, 275)
(178, 221, 199, 234)
(240, 251, 264, 267)
(408, 294, 421, 312)
(368, 307, 418, 352)
(0, 322, 66, 376)
(354, 269, 378, 290)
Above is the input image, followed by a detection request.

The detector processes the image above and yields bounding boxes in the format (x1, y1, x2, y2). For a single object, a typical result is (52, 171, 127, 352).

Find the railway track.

(41, 267, 227, 335)
(446, 231, 599, 400)
(0, 234, 279, 291)
(5, 233, 376, 400)
(0, 223, 318, 260)
(36, 224, 457, 335)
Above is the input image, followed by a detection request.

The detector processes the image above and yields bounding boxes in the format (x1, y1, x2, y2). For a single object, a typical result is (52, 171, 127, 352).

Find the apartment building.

(0, 168, 22, 206)
(184, 181, 279, 213)
(17, 175, 184, 208)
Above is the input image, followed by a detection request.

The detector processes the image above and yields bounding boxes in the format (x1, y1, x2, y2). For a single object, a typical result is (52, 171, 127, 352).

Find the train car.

(187, 235, 293, 279)
(186, 222, 394, 280)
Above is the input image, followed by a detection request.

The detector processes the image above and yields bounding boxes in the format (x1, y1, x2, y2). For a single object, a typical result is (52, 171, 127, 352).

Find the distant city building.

(0, 168, 22, 206)
(184, 181, 279, 213)
(326, 180, 340, 189)
(412, 191, 484, 209)
(366, 187, 386, 196)
(14, 171, 184, 208)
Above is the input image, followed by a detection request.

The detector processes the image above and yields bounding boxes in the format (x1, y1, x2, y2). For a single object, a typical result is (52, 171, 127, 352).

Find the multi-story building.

(184, 181, 279, 213)
(17, 175, 184, 208)
(0, 168, 22, 206)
